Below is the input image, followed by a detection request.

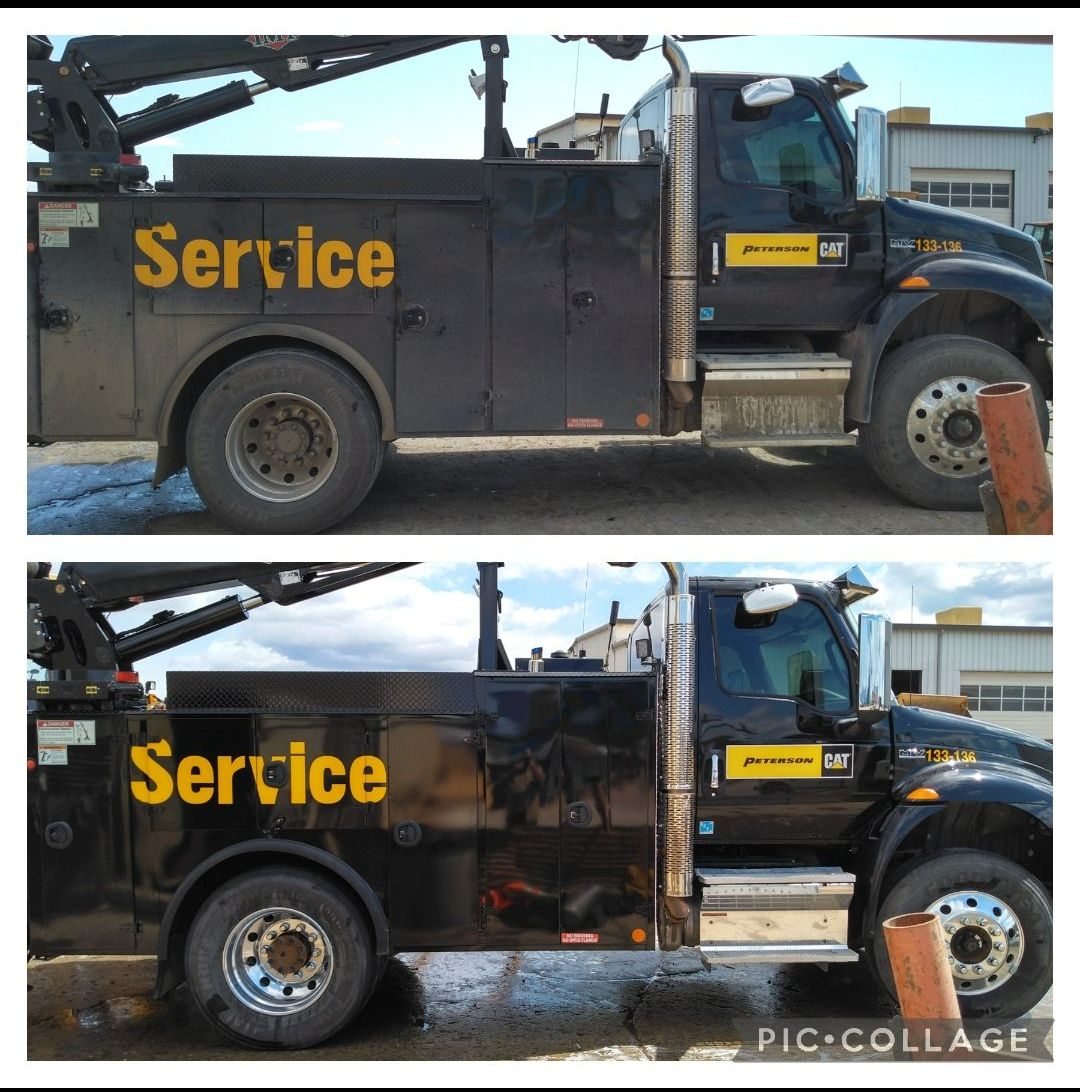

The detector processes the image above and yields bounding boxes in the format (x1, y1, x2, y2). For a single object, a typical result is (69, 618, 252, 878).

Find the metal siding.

(887, 127, 1053, 226)
(892, 626, 1051, 694)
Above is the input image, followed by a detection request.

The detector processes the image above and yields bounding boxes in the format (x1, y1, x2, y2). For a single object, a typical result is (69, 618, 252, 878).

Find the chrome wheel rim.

(222, 906, 334, 1015)
(225, 392, 339, 502)
(905, 375, 989, 477)
(927, 889, 1024, 995)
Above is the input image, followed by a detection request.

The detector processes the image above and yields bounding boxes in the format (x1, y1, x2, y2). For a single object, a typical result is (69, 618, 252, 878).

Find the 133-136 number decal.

(915, 238, 964, 253)
(926, 747, 977, 763)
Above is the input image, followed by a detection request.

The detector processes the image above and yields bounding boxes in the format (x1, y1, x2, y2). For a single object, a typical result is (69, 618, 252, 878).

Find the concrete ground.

(27, 950, 1051, 1062)
(28, 435, 993, 535)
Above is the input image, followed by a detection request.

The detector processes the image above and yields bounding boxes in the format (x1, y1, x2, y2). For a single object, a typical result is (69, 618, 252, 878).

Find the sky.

(28, 28, 1052, 186)
(45, 561, 1050, 695)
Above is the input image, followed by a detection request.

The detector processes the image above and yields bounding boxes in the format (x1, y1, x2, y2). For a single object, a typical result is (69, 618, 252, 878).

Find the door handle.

(711, 241, 720, 276)
(710, 752, 720, 789)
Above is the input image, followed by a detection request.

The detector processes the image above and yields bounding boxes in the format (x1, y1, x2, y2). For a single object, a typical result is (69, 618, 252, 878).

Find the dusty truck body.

(27, 35, 1051, 530)
(28, 562, 1052, 1048)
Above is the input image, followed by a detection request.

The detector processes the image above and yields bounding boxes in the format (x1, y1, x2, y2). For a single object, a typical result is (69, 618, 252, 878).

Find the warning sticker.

(37, 745, 68, 766)
(36, 719, 96, 746)
(561, 932, 600, 944)
(39, 228, 69, 248)
(38, 201, 99, 228)
(566, 417, 605, 429)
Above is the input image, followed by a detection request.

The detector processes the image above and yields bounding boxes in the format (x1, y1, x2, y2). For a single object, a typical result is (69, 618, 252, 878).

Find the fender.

(152, 838, 391, 999)
(152, 321, 396, 486)
(856, 764, 1052, 944)
(841, 256, 1053, 424)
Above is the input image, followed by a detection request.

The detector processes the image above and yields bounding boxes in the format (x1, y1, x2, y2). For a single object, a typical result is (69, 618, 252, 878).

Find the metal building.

(534, 112, 624, 160)
(569, 618, 636, 671)
(892, 610, 1052, 741)
(887, 108, 1053, 229)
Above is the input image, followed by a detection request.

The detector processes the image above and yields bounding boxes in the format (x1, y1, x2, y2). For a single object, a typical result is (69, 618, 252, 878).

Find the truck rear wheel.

(186, 347, 383, 533)
(872, 850, 1052, 1022)
(185, 866, 376, 1049)
(860, 336, 1049, 510)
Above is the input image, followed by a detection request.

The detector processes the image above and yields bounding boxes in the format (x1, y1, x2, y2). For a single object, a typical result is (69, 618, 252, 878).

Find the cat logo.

(822, 744, 854, 778)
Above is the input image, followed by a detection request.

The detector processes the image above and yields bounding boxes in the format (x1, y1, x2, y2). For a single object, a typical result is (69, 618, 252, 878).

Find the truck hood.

(891, 702, 1052, 780)
(883, 196, 1046, 280)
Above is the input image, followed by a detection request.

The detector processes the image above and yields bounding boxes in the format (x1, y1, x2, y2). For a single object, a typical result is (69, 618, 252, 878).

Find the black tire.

(185, 866, 376, 1049)
(872, 850, 1052, 1021)
(186, 347, 383, 533)
(860, 335, 1049, 510)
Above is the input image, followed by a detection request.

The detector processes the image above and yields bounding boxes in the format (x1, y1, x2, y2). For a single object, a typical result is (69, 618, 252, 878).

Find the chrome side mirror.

(855, 107, 887, 204)
(742, 583, 799, 615)
(740, 77, 795, 109)
(858, 613, 892, 724)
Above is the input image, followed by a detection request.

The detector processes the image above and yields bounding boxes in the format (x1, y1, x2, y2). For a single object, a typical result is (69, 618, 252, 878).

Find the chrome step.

(700, 943, 860, 965)
(696, 867, 857, 957)
(698, 351, 856, 448)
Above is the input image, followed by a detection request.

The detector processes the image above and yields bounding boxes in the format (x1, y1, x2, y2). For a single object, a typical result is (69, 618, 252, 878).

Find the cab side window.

(712, 595, 852, 712)
(712, 88, 846, 203)
(617, 93, 664, 160)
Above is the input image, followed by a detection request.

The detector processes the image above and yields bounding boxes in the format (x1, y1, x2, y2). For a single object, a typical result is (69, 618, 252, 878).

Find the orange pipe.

(976, 381, 1052, 535)
(883, 912, 960, 1021)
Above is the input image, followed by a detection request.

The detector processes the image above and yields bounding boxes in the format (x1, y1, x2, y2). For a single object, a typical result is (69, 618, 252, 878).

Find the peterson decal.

(726, 743, 854, 779)
(725, 233, 848, 268)
(133, 223, 396, 291)
(129, 739, 387, 805)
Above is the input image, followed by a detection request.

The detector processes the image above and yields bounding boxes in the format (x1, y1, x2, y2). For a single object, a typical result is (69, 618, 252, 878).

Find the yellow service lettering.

(181, 239, 219, 289)
(350, 755, 388, 804)
(309, 755, 348, 805)
(176, 754, 215, 804)
(133, 225, 397, 291)
(130, 739, 174, 804)
(128, 741, 386, 805)
(133, 223, 179, 288)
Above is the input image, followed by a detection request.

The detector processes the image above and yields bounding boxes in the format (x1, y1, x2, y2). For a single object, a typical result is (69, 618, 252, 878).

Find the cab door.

(695, 589, 891, 845)
(696, 78, 883, 330)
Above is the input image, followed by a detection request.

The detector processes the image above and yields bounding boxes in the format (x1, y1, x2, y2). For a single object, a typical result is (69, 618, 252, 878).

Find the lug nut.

(973, 964, 984, 974)
(994, 941, 1005, 951)
(988, 956, 999, 966)
(945, 924, 957, 934)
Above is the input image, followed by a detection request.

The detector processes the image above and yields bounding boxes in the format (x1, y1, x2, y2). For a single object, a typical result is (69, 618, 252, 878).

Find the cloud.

(294, 120, 344, 132)
(140, 135, 181, 147)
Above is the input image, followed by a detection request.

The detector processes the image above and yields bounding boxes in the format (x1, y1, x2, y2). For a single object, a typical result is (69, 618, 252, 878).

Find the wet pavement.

(27, 950, 1051, 1062)
(27, 435, 991, 536)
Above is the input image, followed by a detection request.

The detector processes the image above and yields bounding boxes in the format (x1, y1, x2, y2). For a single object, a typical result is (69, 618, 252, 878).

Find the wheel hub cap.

(226, 393, 339, 502)
(905, 376, 989, 478)
(223, 907, 333, 1014)
(927, 889, 1024, 995)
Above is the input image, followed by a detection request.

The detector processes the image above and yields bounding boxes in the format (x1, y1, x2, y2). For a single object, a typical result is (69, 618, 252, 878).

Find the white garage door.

(959, 671, 1052, 740)
(911, 168, 1014, 226)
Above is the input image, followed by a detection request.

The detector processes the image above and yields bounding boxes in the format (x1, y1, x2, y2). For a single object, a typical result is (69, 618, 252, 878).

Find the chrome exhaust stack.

(661, 37, 698, 391)
(660, 562, 696, 901)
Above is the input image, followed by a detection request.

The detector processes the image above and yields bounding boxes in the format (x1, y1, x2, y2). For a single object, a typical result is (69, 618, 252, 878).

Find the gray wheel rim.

(225, 392, 340, 502)
(222, 905, 334, 1015)
(905, 375, 990, 478)
(926, 889, 1024, 996)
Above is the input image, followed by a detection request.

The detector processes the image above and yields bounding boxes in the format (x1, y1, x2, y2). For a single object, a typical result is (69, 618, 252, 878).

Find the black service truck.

(27, 35, 1052, 531)
(27, 562, 1052, 1048)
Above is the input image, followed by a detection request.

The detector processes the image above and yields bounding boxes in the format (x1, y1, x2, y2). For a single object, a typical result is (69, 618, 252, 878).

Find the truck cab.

(627, 568, 1052, 1017)
(619, 66, 1052, 510)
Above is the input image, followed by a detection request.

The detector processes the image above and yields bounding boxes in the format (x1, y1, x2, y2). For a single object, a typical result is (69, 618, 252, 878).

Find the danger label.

(36, 719, 96, 746)
(38, 201, 99, 228)
(561, 932, 600, 944)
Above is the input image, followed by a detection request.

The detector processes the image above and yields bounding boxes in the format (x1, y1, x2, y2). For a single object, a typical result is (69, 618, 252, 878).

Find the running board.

(698, 352, 857, 448)
(700, 943, 860, 965)
(697, 866, 858, 962)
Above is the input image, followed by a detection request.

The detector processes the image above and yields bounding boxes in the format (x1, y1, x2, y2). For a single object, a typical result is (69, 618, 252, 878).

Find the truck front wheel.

(186, 347, 383, 533)
(872, 850, 1052, 1021)
(185, 866, 377, 1049)
(860, 336, 1049, 510)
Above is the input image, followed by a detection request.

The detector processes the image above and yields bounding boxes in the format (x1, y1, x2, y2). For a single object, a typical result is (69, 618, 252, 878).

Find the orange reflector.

(899, 275, 931, 289)
(27, 241, 36, 253)
(631, 927, 647, 943)
(906, 787, 941, 802)
(27, 758, 37, 771)
(635, 412, 651, 429)
(115, 671, 140, 683)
